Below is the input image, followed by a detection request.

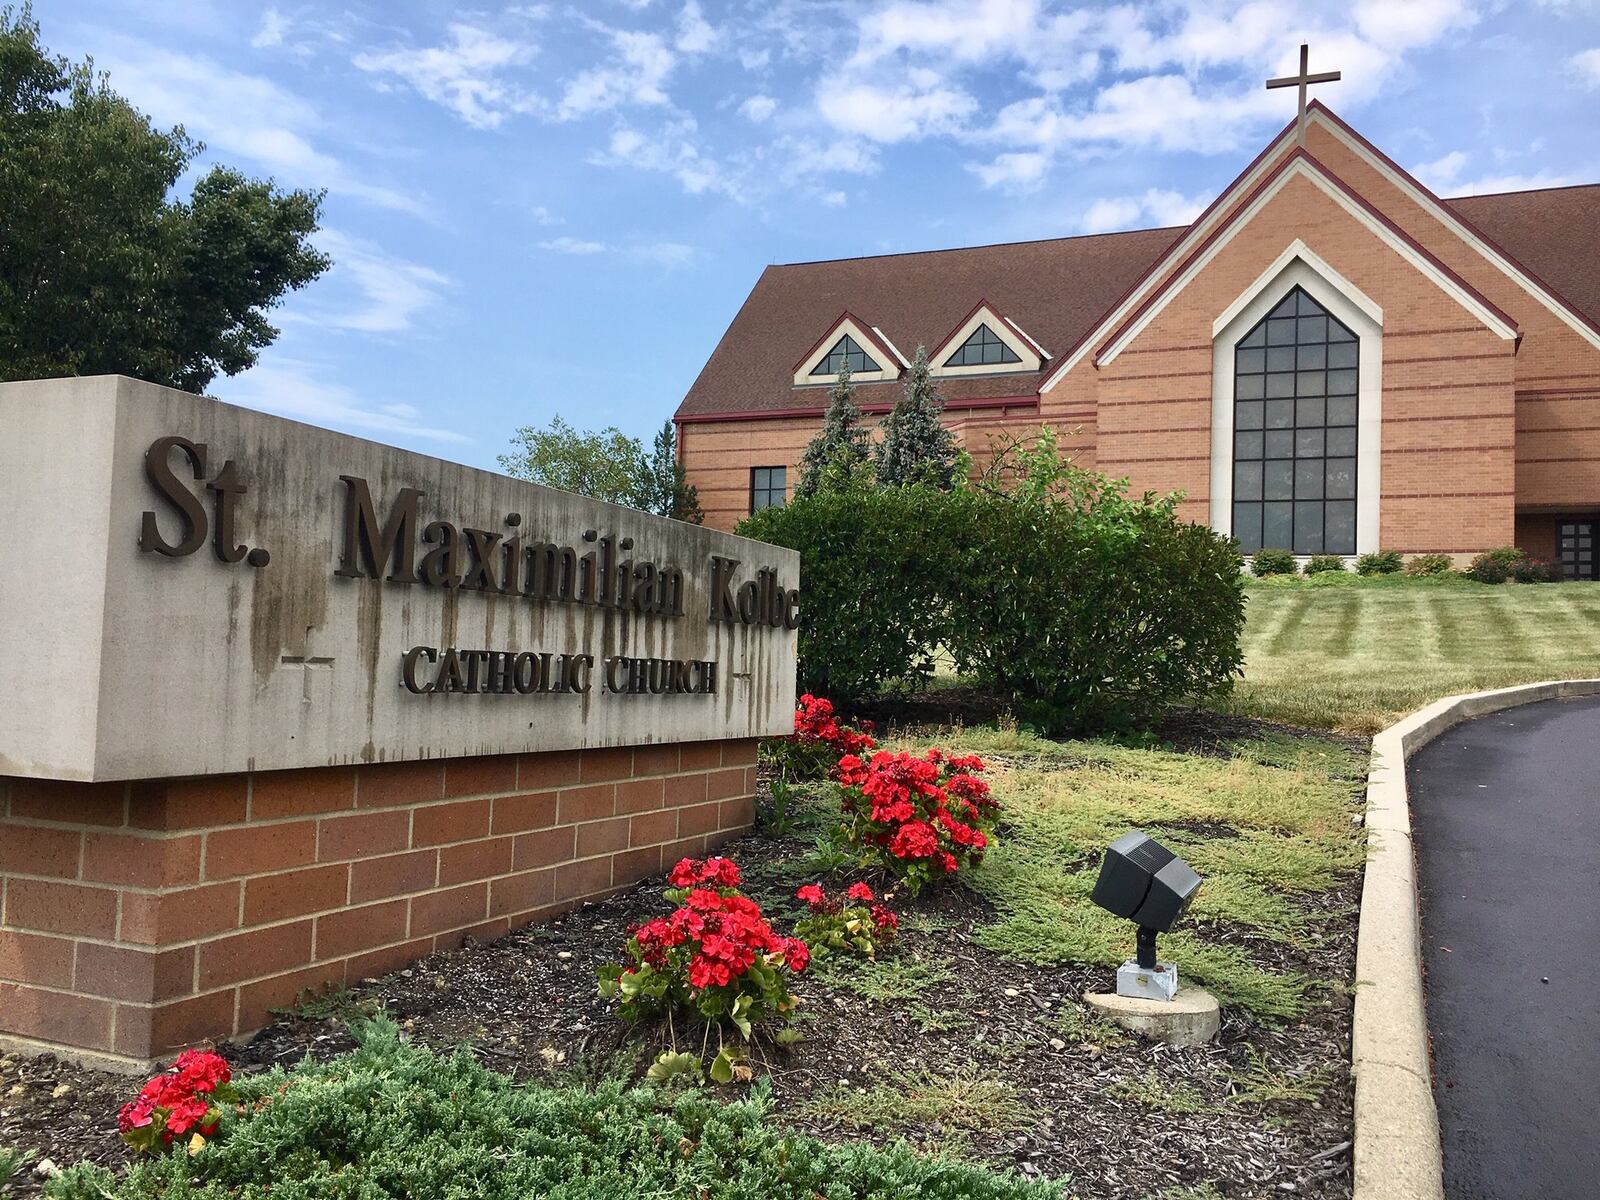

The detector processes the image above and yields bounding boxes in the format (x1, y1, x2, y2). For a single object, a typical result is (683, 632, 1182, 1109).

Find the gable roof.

(1089, 147, 1520, 371)
(675, 225, 1180, 419)
(675, 147, 1600, 420)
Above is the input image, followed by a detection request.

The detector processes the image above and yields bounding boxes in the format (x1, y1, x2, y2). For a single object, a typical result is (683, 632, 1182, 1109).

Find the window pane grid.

(1232, 287, 1358, 556)
(946, 322, 1022, 368)
(810, 334, 881, 377)
(750, 466, 786, 512)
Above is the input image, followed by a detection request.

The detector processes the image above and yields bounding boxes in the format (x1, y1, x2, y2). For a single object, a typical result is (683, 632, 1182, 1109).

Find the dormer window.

(792, 313, 905, 385)
(945, 323, 1022, 368)
(811, 334, 882, 377)
(927, 301, 1044, 378)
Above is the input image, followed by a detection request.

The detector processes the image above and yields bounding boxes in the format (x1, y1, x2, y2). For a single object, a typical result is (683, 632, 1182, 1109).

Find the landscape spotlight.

(1090, 830, 1203, 1001)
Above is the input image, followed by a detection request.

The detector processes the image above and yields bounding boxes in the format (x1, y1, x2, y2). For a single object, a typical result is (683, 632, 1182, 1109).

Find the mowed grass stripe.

(1218, 580, 1600, 732)
(1264, 592, 1312, 658)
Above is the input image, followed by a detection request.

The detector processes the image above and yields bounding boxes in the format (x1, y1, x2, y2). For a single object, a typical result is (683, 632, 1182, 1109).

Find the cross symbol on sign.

(280, 626, 334, 704)
(1266, 43, 1342, 147)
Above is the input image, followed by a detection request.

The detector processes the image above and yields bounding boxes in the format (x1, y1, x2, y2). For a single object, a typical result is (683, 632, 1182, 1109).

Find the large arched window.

(1231, 286, 1359, 555)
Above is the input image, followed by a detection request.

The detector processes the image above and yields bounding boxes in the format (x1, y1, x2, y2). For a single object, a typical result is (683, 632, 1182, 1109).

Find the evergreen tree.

(647, 420, 704, 523)
(875, 346, 960, 489)
(795, 364, 873, 498)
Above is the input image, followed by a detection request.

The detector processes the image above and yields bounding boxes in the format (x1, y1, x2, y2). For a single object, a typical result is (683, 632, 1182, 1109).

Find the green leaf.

(646, 1051, 703, 1085)
(709, 1048, 736, 1085)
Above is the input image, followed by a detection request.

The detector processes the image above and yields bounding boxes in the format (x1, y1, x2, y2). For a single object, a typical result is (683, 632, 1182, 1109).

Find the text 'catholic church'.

(673, 97, 1600, 575)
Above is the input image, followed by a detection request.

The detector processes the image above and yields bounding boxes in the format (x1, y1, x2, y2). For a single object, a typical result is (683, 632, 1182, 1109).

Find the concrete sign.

(0, 376, 800, 781)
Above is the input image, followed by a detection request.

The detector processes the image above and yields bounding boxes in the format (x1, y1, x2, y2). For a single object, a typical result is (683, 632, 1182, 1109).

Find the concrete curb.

(1352, 678, 1600, 1200)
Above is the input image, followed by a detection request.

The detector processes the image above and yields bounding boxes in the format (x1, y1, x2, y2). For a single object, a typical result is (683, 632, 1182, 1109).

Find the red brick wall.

(0, 740, 758, 1067)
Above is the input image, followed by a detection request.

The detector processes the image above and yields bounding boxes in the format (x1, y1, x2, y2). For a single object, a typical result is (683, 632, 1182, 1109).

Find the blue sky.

(42, 0, 1600, 471)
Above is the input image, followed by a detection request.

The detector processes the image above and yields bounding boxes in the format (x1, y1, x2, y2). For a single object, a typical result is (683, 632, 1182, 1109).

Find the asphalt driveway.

(1408, 695, 1600, 1200)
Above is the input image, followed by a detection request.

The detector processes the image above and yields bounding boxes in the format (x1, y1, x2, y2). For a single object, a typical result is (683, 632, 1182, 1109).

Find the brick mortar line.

(0, 800, 756, 955)
(11, 810, 755, 1011)
(0, 763, 755, 838)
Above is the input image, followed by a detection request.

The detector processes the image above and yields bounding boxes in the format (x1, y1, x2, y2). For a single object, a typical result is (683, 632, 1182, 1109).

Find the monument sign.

(0, 375, 798, 1067)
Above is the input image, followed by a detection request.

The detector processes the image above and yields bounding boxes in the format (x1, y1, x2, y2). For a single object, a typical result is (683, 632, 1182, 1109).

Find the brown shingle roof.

(676, 183, 1600, 420)
(1443, 184, 1600, 333)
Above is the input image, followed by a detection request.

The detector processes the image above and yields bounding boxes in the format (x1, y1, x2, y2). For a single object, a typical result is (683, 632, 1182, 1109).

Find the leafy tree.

(499, 416, 703, 522)
(500, 416, 650, 506)
(795, 364, 873, 498)
(0, 6, 330, 391)
(875, 345, 961, 489)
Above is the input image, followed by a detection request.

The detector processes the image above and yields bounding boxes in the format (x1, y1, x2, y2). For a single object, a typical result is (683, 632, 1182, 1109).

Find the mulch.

(1, 721, 1362, 1199)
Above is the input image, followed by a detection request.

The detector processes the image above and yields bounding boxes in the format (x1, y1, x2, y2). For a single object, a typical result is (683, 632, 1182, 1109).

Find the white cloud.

(816, 69, 976, 142)
(1080, 188, 1207, 234)
(967, 150, 1049, 191)
(539, 236, 609, 254)
(777, 135, 880, 177)
(1572, 47, 1600, 86)
(635, 240, 695, 267)
(739, 94, 777, 122)
(819, 189, 848, 207)
(535, 236, 695, 267)
(529, 205, 563, 225)
(1413, 150, 1470, 191)
(217, 358, 470, 443)
(853, 0, 1042, 66)
(676, 1, 717, 53)
(355, 25, 537, 129)
(589, 122, 741, 197)
(307, 231, 453, 334)
(251, 7, 288, 49)
(92, 39, 430, 218)
(557, 29, 675, 119)
(1409, 149, 1579, 197)
(806, 0, 1480, 172)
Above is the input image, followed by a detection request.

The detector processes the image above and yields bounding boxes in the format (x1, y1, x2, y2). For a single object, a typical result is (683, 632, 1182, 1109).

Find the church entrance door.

(1556, 518, 1599, 580)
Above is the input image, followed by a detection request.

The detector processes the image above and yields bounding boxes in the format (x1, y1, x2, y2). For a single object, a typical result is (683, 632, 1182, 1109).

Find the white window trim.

(1210, 252, 1384, 557)
(793, 316, 900, 386)
(930, 305, 1042, 378)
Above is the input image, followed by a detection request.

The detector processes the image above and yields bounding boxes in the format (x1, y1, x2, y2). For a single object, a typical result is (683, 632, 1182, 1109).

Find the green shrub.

(738, 485, 959, 700)
(1303, 555, 1347, 575)
(1465, 547, 1522, 584)
(1404, 553, 1454, 577)
(1354, 550, 1403, 576)
(1511, 554, 1562, 584)
(944, 488, 1244, 734)
(741, 449, 1245, 734)
(1250, 548, 1297, 576)
(47, 1020, 1055, 1200)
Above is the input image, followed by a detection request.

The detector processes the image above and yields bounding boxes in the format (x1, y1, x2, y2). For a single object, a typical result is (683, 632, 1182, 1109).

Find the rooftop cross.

(1266, 43, 1341, 147)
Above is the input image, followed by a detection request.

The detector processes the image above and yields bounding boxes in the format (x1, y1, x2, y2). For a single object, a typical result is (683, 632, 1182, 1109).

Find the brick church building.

(673, 102, 1600, 575)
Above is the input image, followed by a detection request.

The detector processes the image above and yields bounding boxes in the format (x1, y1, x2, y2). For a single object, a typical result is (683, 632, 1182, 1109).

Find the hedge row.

(739, 482, 1245, 734)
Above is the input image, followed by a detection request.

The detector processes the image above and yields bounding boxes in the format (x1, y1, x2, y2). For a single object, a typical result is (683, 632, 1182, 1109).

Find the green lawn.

(1216, 576, 1600, 733)
(882, 726, 1367, 1019)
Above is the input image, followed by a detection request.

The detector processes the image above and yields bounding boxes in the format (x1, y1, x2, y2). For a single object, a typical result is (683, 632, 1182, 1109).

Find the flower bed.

(2, 722, 1364, 1200)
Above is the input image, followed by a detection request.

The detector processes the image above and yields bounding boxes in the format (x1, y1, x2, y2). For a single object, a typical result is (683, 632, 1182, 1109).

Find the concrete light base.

(1084, 984, 1220, 1048)
(1116, 958, 1179, 1001)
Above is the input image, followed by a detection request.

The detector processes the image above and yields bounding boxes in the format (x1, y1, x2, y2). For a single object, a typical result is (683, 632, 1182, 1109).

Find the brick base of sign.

(0, 740, 759, 1068)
